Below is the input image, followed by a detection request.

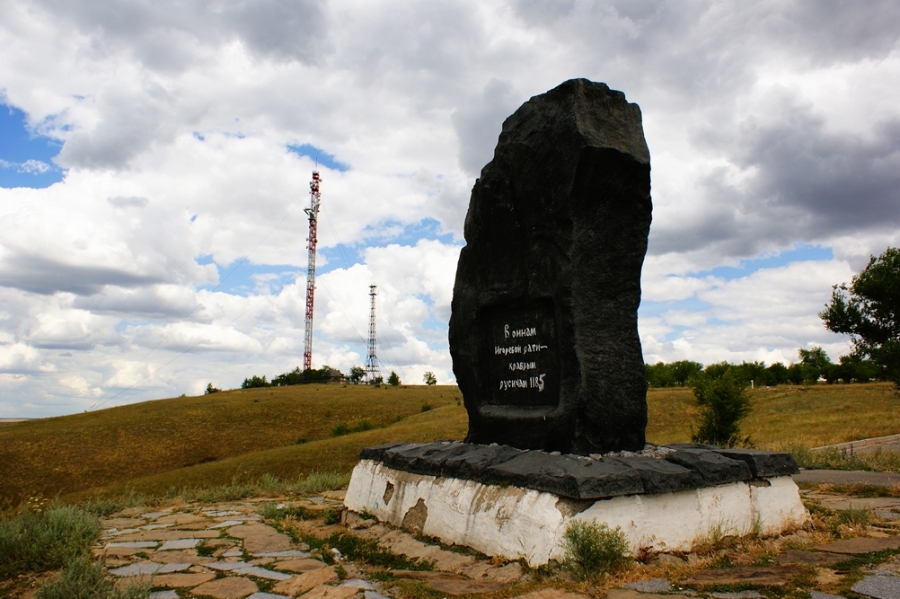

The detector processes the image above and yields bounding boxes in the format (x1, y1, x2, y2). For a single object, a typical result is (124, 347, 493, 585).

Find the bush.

(330, 419, 375, 437)
(0, 505, 101, 578)
(691, 370, 752, 447)
(387, 371, 401, 386)
(241, 375, 270, 388)
(36, 556, 149, 599)
(560, 519, 631, 578)
(205, 383, 220, 394)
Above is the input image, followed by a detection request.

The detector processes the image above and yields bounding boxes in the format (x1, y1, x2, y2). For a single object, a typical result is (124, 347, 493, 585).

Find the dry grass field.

(2, 381, 898, 508)
(0, 384, 462, 507)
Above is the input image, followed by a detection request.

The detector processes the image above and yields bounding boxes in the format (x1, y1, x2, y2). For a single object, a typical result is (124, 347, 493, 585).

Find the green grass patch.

(331, 419, 375, 437)
(291, 529, 434, 571)
(36, 556, 150, 599)
(559, 519, 631, 579)
(0, 505, 101, 579)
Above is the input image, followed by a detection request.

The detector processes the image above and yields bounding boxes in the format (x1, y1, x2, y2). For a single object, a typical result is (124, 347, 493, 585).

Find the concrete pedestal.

(343, 442, 808, 566)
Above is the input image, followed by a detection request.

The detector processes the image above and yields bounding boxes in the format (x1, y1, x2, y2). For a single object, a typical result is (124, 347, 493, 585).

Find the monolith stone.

(449, 78, 652, 454)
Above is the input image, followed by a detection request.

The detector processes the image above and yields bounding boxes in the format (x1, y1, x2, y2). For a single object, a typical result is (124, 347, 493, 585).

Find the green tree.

(691, 370, 752, 447)
(423, 371, 437, 385)
(387, 371, 401, 386)
(241, 375, 269, 388)
(205, 383, 220, 394)
(820, 247, 900, 388)
(798, 346, 832, 381)
(349, 366, 366, 384)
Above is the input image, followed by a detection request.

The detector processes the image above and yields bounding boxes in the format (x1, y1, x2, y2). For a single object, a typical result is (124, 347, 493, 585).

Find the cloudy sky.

(2, 0, 899, 418)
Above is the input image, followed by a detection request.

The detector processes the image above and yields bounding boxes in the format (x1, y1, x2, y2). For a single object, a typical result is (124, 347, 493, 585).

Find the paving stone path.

(94, 486, 900, 599)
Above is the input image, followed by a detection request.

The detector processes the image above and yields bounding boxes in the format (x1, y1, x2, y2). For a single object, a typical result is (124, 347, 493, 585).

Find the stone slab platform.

(359, 441, 799, 500)
(345, 443, 808, 566)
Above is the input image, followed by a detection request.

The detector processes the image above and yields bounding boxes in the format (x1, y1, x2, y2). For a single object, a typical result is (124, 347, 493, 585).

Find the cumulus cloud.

(1, 0, 899, 416)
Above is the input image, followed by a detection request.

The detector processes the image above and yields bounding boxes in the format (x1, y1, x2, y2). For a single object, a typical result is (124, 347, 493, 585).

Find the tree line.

(645, 348, 882, 389)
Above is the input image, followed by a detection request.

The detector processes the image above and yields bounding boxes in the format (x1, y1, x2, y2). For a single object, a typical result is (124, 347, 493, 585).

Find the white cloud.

(0, 0, 899, 416)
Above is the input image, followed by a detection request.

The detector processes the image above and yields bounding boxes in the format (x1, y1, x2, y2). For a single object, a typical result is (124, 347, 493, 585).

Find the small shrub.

(691, 370, 752, 447)
(560, 519, 631, 579)
(0, 505, 101, 578)
(205, 383, 221, 394)
(331, 419, 375, 437)
(420, 403, 433, 412)
(331, 423, 351, 437)
(423, 371, 437, 385)
(36, 556, 150, 599)
(323, 508, 341, 525)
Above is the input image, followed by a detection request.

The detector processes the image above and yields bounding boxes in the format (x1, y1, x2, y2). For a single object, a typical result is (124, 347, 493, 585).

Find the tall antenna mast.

(365, 284, 381, 382)
(303, 170, 322, 372)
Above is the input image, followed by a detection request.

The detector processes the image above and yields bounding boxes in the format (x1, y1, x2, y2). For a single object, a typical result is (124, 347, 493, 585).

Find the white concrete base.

(344, 459, 809, 566)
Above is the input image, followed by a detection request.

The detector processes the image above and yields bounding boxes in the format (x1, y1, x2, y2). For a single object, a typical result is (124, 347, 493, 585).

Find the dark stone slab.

(605, 456, 702, 494)
(664, 449, 752, 486)
(711, 448, 799, 477)
(449, 78, 652, 454)
(360, 442, 796, 499)
(685, 566, 807, 587)
(359, 442, 407, 462)
(483, 452, 643, 500)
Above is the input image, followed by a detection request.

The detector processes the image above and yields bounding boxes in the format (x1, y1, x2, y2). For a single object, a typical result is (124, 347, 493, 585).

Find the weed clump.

(331, 419, 375, 437)
(559, 519, 631, 579)
(36, 556, 150, 599)
(0, 505, 101, 578)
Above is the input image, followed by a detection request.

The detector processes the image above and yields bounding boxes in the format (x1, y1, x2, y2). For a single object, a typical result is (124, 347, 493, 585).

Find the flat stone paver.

(816, 537, 900, 554)
(301, 586, 360, 599)
(246, 593, 291, 599)
(272, 567, 338, 596)
(852, 575, 900, 599)
(107, 541, 158, 548)
(426, 578, 509, 596)
(149, 591, 180, 599)
(363, 592, 391, 599)
(607, 591, 690, 599)
(526, 590, 595, 599)
(148, 572, 217, 587)
(259, 550, 311, 558)
(340, 578, 378, 590)
(810, 592, 846, 599)
(711, 592, 764, 599)
(228, 523, 295, 554)
(206, 561, 292, 580)
(624, 579, 672, 593)
(274, 558, 327, 573)
(158, 538, 201, 551)
(109, 562, 193, 577)
(685, 566, 807, 587)
(191, 576, 259, 599)
(777, 550, 847, 565)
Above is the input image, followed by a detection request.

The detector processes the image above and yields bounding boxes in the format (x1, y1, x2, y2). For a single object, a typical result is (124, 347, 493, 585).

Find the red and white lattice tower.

(302, 170, 322, 371)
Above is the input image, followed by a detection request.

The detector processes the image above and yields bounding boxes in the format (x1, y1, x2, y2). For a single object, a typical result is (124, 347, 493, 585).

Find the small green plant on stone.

(560, 519, 631, 579)
(323, 508, 341, 525)
(196, 542, 215, 557)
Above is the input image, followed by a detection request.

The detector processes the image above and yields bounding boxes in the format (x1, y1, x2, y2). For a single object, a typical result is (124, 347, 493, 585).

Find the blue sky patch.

(288, 143, 349, 172)
(691, 244, 834, 280)
(0, 104, 64, 188)
(196, 256, 303, 297)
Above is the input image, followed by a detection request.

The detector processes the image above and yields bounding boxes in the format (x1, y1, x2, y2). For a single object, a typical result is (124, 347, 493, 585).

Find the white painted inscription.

(497, 321, 547, 393)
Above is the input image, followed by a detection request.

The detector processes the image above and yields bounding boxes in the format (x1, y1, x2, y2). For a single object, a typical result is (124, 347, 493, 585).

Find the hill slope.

(0, 384, 462, 506)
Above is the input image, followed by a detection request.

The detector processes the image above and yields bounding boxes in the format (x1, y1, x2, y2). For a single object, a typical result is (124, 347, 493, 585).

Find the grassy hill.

(0, 384, 462, 507)
(2, 382, 898, 508)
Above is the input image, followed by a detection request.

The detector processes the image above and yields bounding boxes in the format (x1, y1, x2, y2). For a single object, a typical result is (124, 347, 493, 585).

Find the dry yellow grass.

(0, 384, 462, 507)
(647, 382, 900, 448)
(4, 381, 899, 507)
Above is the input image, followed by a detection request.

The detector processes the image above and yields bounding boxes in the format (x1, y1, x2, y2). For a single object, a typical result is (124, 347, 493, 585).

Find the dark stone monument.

(449, 78, 652, 454)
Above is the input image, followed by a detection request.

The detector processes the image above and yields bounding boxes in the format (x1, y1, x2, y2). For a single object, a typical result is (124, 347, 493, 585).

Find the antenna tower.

(302, 170, 322, 372)
(365, 284, 381, 382)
